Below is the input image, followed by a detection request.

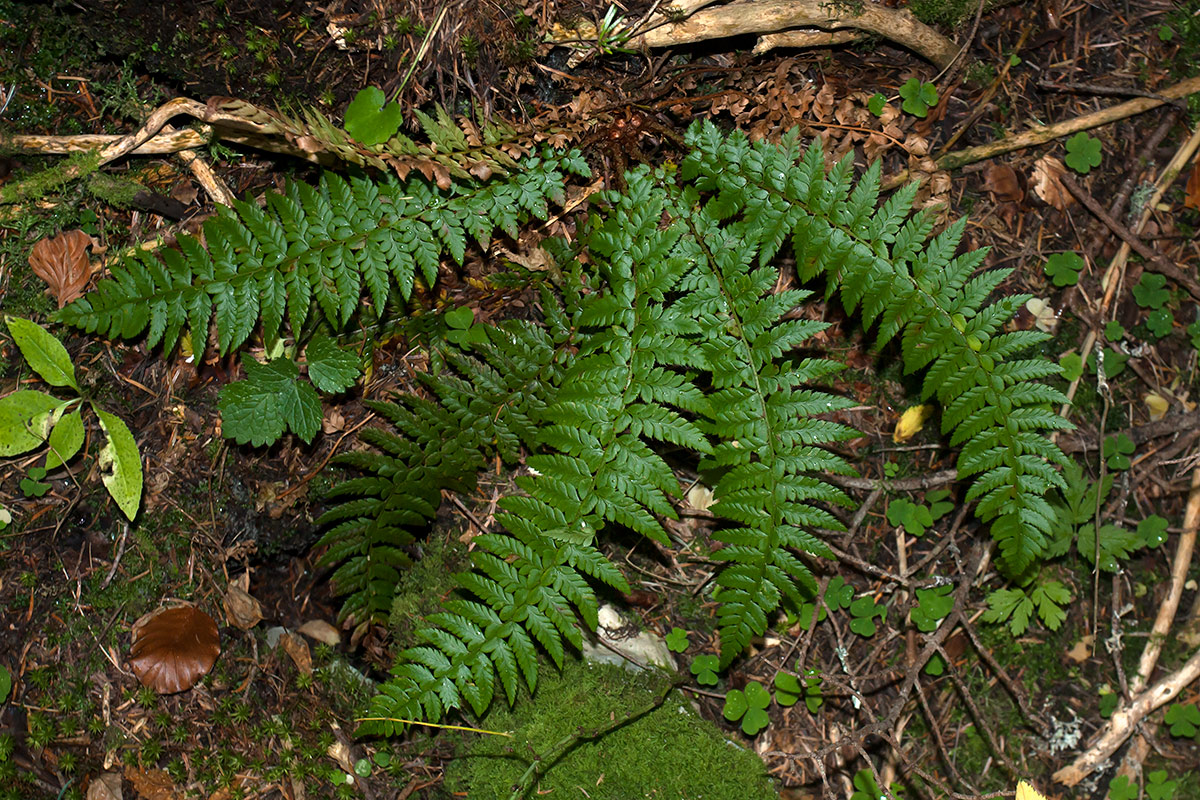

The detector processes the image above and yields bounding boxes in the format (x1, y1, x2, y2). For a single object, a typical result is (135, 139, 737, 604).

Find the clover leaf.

(20, 466, 51, 498)
(899, 78, 938, 118)
(867, 92, 887, 116)
(1132, 272, 1170, 309)
(690, 654, 720, 686)
(1145, 308, 1174, 338)
(665, 627, 690, 653)
(773, 672, 802, 706)
(1103, 433, 1135, 470)
(887, 497, 934, 536)
(723, 681, 771, 735)
(825, 576, 855, 610)
(910, 585, 954, 632)
(1107, 775, 1137, 800)
(1065, 132, 1102, 174)
(850, 769, 882, 800)
(444, 306, 488, 347)
(849, 595, 886, 637)
(1044, 252, 1084, 287)
(1059, 352, 1084, 382)
(1098, 689, 1118, 718)
(1164, 702, 1200, 738)
(1146, 770, 1178, 800)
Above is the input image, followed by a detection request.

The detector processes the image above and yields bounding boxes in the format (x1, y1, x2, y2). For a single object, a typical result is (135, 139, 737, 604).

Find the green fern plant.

(55, 149, 589, 358)
(349, 122, 1072, 734)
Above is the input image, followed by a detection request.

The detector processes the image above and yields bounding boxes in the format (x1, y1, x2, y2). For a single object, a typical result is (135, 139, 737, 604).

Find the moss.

(446, 658, 777, 800)
(388, 532, 471, 645)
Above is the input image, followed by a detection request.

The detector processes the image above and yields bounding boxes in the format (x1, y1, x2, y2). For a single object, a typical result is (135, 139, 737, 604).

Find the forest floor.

(1, 0, 1200, 799)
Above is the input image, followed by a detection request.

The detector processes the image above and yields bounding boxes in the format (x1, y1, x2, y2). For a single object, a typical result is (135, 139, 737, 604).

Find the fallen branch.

(551, 0, 959, 68)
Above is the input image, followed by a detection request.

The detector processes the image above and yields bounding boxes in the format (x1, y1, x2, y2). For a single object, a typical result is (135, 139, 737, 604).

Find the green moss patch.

(446, 658, 777, 800)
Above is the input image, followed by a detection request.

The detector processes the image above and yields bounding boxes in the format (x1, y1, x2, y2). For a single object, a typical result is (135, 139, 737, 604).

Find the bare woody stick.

(1053, 469, 1200, 786)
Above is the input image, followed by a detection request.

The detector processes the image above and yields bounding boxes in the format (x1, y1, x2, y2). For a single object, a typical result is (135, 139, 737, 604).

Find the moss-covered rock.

(446, 658, 778, 800)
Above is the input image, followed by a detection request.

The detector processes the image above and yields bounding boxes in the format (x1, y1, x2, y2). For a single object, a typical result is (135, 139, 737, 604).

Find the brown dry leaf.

(28, 229, 97, 308)
(1065, 635, 1094, 663)
(983, 164, 1024, 204)
(1185, 156, 1200, 211)
(322, 408, 346, 435)
(279, 630, 313, 675)
(812, 81, 835, 122)
(124, 766, 181, 800)
(298, 619, 342, 646)
(129, 605, 220, 694)
(222, 584, 263, 630)
(1031, 156, 1074, 211)
(87, 773, 123, 800)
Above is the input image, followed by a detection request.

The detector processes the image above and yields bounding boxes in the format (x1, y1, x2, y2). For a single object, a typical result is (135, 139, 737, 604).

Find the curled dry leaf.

(27, 229, 97, 308)
(278, 630, 313, 675)
(1031, 156, 1074, 211)
(129, 605, 220, 694)
(222, 584, 263, 630)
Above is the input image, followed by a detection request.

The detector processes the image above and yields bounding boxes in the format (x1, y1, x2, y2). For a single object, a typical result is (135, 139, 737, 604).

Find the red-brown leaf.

(1185, 157, 1200, 211)
(27, 230, 96, 308)
(128, 606, 220, 694)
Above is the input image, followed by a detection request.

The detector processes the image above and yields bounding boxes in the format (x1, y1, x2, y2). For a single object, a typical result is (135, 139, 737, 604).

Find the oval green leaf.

(94, 407, 143, 520)
(46, 408, 85, 470)
(0, 390, 63, 456)
(5, 316, 79, 391)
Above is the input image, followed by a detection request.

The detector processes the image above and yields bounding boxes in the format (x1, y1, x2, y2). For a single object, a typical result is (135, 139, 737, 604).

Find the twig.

(1058, 122, 1200, 420)
(886, 75, 1200, 190)
(1056, 170, 1200, 303)
(1053, 468, 1200, 786)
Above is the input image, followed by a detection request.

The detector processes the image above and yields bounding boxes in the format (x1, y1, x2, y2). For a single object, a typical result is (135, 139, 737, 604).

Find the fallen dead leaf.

(1031, 156, 1074, 211)
(1065, 635, 1094, 663)
(124, 766, 181, 800)
(87, 773, 123, 800)
(685, 484, 714, 511)
(1185, 157, 1200, 211)
(27, 229, 98, 307)
(893, 404, 933, 443)
(222, 583, 264, 630)
(279, 630, 313, 675)
(982, 163, 1024, 204)
(298, 619, 341, 646)
(1026, 297, 1059, 333)
(1144, 392, 1169, 421)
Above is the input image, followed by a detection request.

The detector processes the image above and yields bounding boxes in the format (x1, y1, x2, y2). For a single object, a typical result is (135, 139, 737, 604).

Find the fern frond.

(681, 118, 1071, 585)
(57, 153, 589, 356)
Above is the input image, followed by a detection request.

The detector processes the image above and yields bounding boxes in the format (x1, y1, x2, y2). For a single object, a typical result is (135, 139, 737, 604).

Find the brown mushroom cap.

(129, 606, 220, 694)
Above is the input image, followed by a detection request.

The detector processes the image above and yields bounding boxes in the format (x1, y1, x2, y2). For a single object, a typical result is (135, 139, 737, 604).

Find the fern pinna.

(55, 150, 589, 354)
